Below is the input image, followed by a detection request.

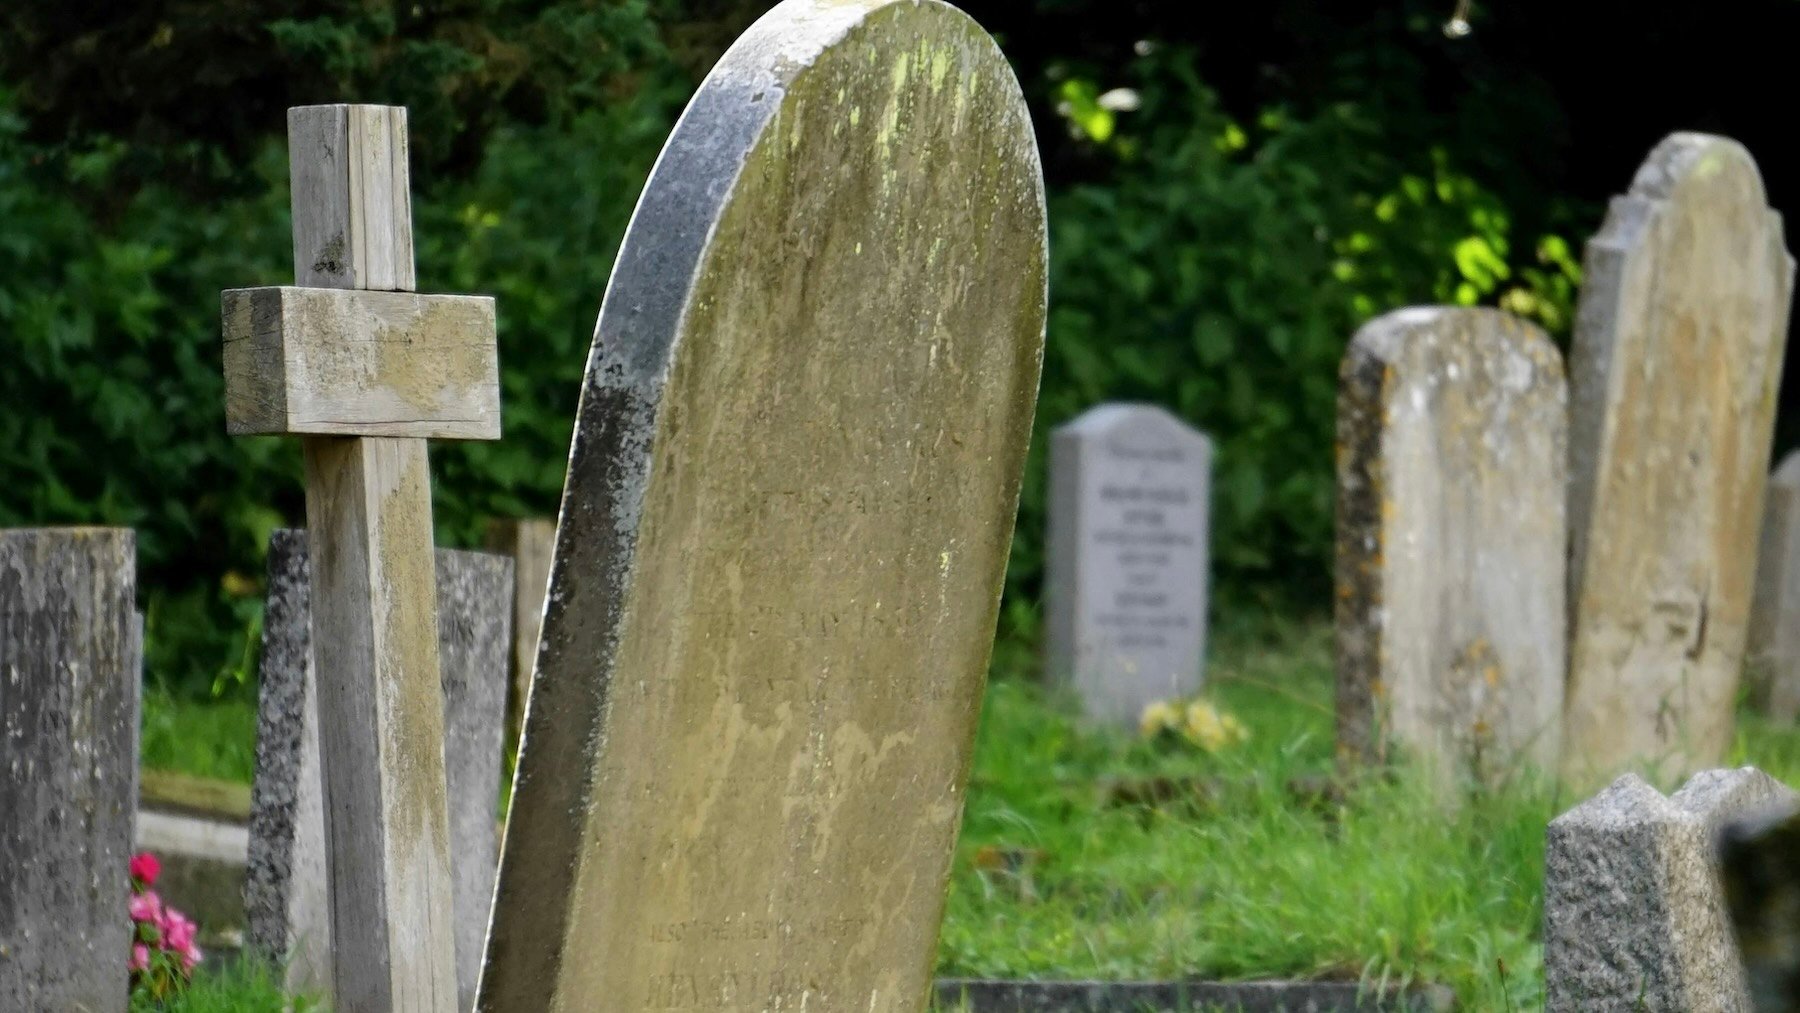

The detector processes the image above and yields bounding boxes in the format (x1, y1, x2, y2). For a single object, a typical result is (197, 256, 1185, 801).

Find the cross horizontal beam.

(222, 286, 499, 440)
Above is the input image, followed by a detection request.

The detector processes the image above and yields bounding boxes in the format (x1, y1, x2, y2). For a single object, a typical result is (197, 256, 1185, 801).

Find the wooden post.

(221, 105, 500, 1011)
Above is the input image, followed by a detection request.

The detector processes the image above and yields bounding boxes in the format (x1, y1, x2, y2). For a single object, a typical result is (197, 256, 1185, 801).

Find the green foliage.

(132, 958, 318, 1013)
(1007, 48, 1578, 616)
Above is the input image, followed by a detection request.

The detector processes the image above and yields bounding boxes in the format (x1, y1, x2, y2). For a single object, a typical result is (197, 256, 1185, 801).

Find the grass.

(133, 957, 316, 1012)
(138, 616, 1800, 1010)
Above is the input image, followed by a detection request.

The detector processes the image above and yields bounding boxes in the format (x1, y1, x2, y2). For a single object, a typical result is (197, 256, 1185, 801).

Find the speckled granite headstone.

(1047, 405, 1212, 726)
(1335, 308, 1566, 784)
(246, 530, 511, 1009)
(1565, 134, 1795, 786)
(1544, 766, 1800, 1011)
(0, 528, 138, 1011)
(1748, 451, 1800, 719)
(478, 1, 1046, 1009)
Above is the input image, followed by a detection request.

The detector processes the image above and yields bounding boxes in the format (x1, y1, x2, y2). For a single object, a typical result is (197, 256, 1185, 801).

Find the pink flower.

(128, 891, 162, 924)
(180, 945, 203, 972)
(129, 852, 161, 887)
(129, 944, 150, 973)
(162, 912, 196, 953)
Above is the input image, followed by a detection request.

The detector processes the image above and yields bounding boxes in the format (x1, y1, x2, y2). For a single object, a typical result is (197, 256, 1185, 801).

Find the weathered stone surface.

(1564, 134, 1795, 785)
(1046, 404, 1212, 725)
(1335, 307, 1566, 783)
(246, 530, 512, 1008)
(1748, 451, 1800, 719)
(478, 2, 1047, 1009)
(483, 516, 555, 748)
(0, 528, 138, 1011)
(1544, 766, 1799, 1011)
(934, 978, 1454, 1012)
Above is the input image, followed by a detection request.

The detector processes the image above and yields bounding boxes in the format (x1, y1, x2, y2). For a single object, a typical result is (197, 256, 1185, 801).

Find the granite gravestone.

(1336, 308, 1566, 783)
(1545, 767, 1799, 1011)
(0, 529, 138, 1010)
(245, 530, 511, 1009)
(1564, 134, 1795, 785)
(1047, 404, 1212, 725)
(1748, 451, 1800, 719)
(477, 1, 1047, 1009)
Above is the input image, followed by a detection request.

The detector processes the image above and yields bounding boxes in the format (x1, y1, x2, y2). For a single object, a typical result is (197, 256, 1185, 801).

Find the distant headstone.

(1545, 766, 1800, 1011)
(1748, 451, 1800, 719)
(1047, 404, 1212, 725)
(246, 530, 511, 1009)
(484, 517, 555, 748)
(1564, 133, 1795, 785)
(1335, 308, 1566, 783)
(477, 1, 1047, 1009)
(1, 528, 138, 1010)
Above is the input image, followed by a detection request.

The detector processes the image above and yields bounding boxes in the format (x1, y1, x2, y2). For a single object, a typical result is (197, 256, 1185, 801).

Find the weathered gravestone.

(221, 104, 501, 1009)
(484, 517, 555, 747)
(1544, 766, 1800, 1011)
(478, 1, 1047, 1008)
(1747, 451, 1800, 719)
(1564, 133, 1795, 786)
(245, 529, 510, 1009)
(0, 529, 138, 1010)
(1336, 308, 1566, 783)
(1046, 404, 1212, 725)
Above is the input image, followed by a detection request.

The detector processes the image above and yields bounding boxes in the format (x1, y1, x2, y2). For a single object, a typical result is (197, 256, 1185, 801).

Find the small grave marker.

(1047, 404, 1213, 725)
(1748, 451, 1800, 719)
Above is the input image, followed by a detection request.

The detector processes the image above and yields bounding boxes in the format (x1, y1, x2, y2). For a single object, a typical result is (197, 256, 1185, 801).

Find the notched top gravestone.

(1336, 308, 1566, 784)
(1748, 451, 1800, 719)
(479, 1, 1047, 1010)
(1047, 404, 1212, 725)
(1544, 766, 1800, 1011)
(1564, 133, 1795, 786)
(1, 529, 138, 1012)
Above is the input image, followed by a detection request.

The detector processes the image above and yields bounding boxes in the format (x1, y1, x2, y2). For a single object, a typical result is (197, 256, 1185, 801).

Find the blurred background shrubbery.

(1, 0, 1793, 698)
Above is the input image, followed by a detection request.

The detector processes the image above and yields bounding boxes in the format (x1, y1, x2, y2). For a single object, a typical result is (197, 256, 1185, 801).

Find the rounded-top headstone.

(1046, 404, 1214, 726)
(479, 1, 1046, 1010)
(1335, 307, 1566, 784)
(1565, 133, 1794, 785)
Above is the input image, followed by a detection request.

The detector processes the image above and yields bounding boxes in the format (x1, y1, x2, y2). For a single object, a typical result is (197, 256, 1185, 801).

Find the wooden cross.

(220, 105, 499, 1011)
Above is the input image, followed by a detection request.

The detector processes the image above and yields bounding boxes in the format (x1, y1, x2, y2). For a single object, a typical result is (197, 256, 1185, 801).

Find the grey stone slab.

(1047, 404, 1212, 726)
(1335, 307, 1566, 785)
(1747, 451, 1800, 719)
(1565, 134, 1796, 786)
(933, 979, 1453, 1012)
(245, 529, 512, 1008)
(1544, 766, 1799, 1011)
(137, 810, 250, 946)
(478, 1, 1047, 1008)
(0, 528, 138, 1011)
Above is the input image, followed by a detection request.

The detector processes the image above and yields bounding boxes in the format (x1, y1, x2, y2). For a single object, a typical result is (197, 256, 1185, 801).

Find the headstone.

(1748, 451, 1800, 719)
(484, 517, 555, 748)
(1046, 404, 1212, 725)
(1564, 133, 1795, 785)
(246, 530, 512, 1010)
(221, 103, 502, 1010)
(1335, 307, 1566, 783)
(478, 1, 1047, 1009)
(0, 528, 138, 1010)
(1544, 766, 1800, 1011)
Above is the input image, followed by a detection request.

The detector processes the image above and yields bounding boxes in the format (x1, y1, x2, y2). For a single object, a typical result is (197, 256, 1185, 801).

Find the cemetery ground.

(137, 613, 1800, 1011)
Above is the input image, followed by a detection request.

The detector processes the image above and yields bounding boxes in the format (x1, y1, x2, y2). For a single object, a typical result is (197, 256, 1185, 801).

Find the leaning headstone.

(1046, 404, 1212, 725)
(245, 530, 511, 1009)
(1, 528, 138, 1010)
(1335, 308, 1566, 783)
(1747, 451, 1800, 719)
(1564, 133, 1795, 785)
(1544, 766, 1800, 1011)
(478, 1, 1047, 1008)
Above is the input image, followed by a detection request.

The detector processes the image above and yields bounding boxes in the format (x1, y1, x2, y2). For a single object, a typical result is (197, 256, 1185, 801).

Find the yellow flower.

(1139, 700, 1181, 738)
(1182, 700, 1250, 753)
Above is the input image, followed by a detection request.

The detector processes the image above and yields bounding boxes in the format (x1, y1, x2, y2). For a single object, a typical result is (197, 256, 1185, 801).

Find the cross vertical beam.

(286, 104, 456, 1011)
